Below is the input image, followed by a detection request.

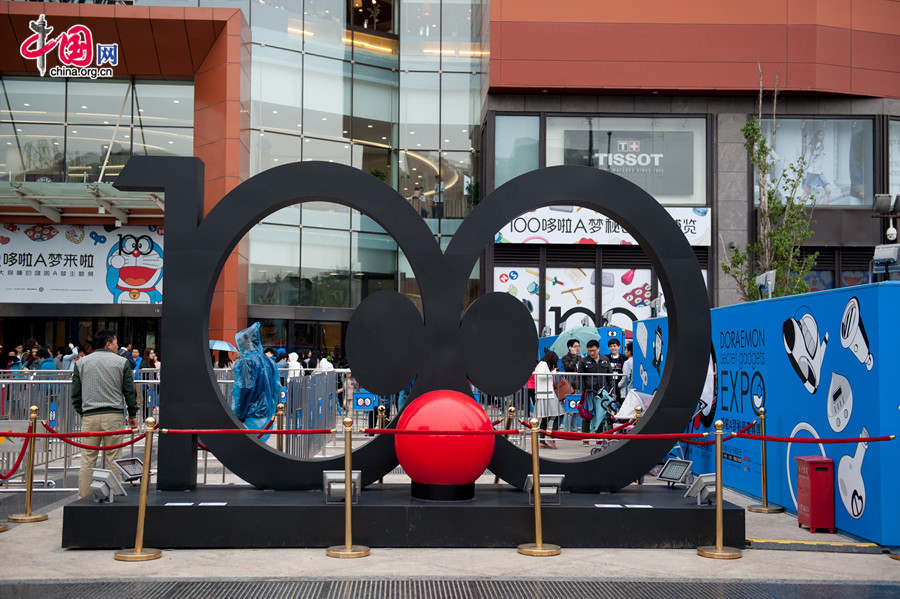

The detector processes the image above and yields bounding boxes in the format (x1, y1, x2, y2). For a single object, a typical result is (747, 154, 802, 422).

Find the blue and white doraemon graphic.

(106, 234, 163, 304)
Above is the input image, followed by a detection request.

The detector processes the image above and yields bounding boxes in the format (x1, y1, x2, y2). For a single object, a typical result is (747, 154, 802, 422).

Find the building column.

(193, 10, 250, 345)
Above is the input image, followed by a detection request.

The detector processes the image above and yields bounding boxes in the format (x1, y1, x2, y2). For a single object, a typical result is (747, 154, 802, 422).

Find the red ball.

(394, 389, 494, 486)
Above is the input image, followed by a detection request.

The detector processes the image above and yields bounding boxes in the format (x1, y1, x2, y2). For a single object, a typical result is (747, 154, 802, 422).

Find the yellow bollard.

(114, 417, 162, 561)
(276, 402, 285, 452)
(377, 405, 386, 485)
(697, 420, 742, 559)
(8, 406, 48, 523)
(517, 418, 561, 556)
(494, 406, 516, 484)
(326, 416, 370, 558)
(747, 407, 783, 514)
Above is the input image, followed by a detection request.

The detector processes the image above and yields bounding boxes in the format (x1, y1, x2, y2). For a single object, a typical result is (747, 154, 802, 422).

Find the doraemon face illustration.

(106, 234, 163, 304)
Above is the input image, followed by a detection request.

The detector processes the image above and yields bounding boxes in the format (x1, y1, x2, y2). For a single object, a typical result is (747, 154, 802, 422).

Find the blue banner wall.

(633, 283, 900, 546)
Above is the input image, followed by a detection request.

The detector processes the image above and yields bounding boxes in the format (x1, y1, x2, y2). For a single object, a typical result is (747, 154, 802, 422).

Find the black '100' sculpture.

(114, 157, 710, 493)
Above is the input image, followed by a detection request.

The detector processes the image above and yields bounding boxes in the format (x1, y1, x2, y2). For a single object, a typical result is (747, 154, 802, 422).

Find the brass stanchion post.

(8, 406, 48, 523)
(326, 416, 370, 558)
(114, 417, 162, 561)
(517, 417, 560, 556)
(698, 420, 741, 559)
(494, 406, 515, 484)
(747, 407, 783, 514)
(634, 405, 643, 485)
(276, 402, 285, 452)
(377, 405, 386, 485)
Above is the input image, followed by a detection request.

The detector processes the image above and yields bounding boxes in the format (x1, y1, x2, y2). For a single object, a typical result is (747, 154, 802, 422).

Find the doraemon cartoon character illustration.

(106, 234, 163, 304)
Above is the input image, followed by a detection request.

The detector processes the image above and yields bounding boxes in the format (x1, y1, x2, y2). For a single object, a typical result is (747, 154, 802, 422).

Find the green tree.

(721, 72, 818, 301)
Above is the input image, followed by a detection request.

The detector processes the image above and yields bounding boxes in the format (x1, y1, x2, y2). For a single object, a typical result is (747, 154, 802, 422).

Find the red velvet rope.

(364, 428, 521, 436)
(41, 421, 148, 451)
(256, 416, 276, 439)
(0, 424, 31, 480)
(736, 432, 894, 444)
(519, 419, 533, 429)
(164, 428, 334, 435)
(547, 430, 708, 441)
(607, 420, 633, 434)
(492, 418, 503, 426)
(683, 420, 758, 446)
(1, 429, 135, 438)
(197, 440, 210, 452)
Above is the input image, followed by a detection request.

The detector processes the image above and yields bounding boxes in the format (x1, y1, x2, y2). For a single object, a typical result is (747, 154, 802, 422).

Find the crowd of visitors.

(533, 337, 634, 448)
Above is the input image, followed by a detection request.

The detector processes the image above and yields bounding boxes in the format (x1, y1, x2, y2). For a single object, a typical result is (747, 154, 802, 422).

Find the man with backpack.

(577, 340, 614, 443)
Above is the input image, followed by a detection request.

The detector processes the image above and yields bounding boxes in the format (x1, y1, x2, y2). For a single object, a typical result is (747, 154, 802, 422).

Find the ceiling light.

(381, 136, 387, 140)
(367, 124, 373, 128)
(409, 131, 415, 135)
(81, 105, 87, 109)
(412, 167, 417, 171)
(461, 129, 467, 133)
(72, 130, 78, 133)
(23, 103, 30, 107)
(168, 140, 174, 144)
(322, 117, 327, 120)
(173, 99, 180, 104)
(416, 143, 421, 147)
(103, 121, 109, 124)
(273, 110, 278, 114)
(138, 108, 144, 112)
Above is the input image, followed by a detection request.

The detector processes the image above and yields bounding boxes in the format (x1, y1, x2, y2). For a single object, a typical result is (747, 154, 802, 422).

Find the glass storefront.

(244, 0, 485, 311)
(758, 117, 874, 207)
(0, 77, 194, 184)
(545, 116, 707, 205)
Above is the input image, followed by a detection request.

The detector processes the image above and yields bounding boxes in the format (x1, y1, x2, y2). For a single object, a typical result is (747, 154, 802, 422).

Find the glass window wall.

(301, 227, 351, 307)
(0, 123, 64, 183)
(251, 46, 303, 134)
(400, 72, 439, 149)
(68, 80, 132, 125)
(302, 55, 351, 141)
(400, 0, 440, 71)
(441, 73, 479, 151)
(494, 115, 539, 187)
(546, 116, 707, 205)
(249, 224, 300, 305)
(65, 125, 131, 183)
(250, 0, 303, 51)
(758, 117, 873, 207)
(133, 81, 193, 128)
(351, 231, 397, 307)
(304, 0, 351, 61)
(352, 64, 398, 146)
(441, 0, 483, 72)
(0, 77, 65, 123)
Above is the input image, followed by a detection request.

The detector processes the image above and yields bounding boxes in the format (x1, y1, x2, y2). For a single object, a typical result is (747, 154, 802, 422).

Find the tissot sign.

(18, 14, 119, 79)
(563, 130, 694, 196)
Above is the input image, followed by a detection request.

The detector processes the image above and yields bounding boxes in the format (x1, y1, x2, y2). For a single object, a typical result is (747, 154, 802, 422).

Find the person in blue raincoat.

(231, 322, 279, 443)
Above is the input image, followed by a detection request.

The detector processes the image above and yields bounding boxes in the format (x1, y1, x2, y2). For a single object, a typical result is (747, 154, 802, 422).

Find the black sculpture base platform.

(62, 484, 744, 549)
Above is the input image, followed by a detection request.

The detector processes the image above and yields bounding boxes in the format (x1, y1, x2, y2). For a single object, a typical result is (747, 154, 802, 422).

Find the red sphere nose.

(394, 389, 494, 486)
(132, 250, 141, 257)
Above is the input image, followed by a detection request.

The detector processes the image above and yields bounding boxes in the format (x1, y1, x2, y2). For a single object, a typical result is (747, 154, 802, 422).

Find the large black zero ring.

(448, 165, 710, 492)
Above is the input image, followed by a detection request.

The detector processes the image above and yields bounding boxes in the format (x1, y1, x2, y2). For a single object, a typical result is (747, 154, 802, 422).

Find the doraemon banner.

(633, 283, 900, 545)
(0, 223, 163, 304)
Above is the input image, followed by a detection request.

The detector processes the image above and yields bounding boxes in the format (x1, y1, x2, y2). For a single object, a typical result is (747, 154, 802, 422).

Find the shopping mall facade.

(0, 0, 898, 356)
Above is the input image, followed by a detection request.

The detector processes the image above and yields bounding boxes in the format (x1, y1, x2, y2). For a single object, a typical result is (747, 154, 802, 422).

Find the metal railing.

(0, 367, 344, 487)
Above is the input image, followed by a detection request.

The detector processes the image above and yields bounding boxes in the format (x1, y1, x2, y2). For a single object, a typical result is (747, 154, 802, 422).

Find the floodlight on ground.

(322, 470, 361, 504)
(656, 458, 693, 486)
(683, 473, 716, 506)
(90, 468, 127, 503)
(113, 458, 144, 483)
(523, 474, 565, 505)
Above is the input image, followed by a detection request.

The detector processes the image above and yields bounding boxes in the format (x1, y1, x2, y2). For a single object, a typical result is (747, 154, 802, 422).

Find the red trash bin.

(795, 456, 835, 534)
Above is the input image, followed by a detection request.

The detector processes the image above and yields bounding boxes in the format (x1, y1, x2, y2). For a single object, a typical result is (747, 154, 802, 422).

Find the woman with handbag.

(533, 350, 564, 449)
